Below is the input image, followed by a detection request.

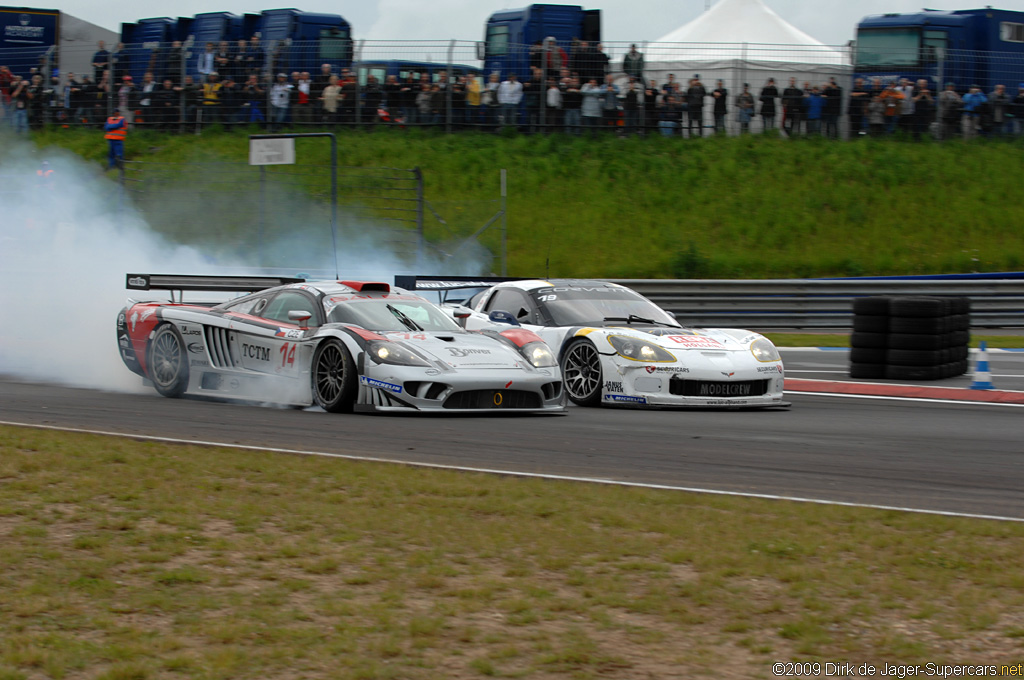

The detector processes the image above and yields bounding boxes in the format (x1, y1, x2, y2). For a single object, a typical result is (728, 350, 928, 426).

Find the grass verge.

(1, 425, 1023, 679)
(25, 127, 1024, 280)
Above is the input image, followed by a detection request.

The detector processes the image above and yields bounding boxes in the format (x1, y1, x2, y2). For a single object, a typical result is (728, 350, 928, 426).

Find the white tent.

(650, 0, 844, 64)
(630, 0, 851, 133)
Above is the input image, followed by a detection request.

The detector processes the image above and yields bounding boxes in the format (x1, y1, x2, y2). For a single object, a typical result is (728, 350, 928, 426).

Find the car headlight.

(750, 337, 781, 362)
(367, 341, 430, 367)
(607, 335, 676, 363)
(522, 341, 557, 368)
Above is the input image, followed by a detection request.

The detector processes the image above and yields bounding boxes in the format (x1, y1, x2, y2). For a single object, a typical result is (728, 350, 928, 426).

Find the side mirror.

(488, 310, 520, 326)
(452, 306, 472, 329)
(288, 310, 313, 328)
(665, 310, 677, 320)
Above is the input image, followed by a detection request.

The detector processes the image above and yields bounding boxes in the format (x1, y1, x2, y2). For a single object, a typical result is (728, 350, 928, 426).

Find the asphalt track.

(2, 346, 1023, 521)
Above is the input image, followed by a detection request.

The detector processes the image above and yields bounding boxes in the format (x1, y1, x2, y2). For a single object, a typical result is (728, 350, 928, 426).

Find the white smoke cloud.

(0, 135, 487, 394)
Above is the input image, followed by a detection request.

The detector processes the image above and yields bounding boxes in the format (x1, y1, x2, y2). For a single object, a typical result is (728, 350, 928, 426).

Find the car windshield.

(532, 286, 679, 327)
(326, 298, 462, 332)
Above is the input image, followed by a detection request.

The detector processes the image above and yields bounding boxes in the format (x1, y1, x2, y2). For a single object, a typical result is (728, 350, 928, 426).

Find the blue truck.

(855, 7, 1024, 91)
(481, 3, 600, 80)
(0, 5, 58, 73)
(1, 6, 117, 78)
(119, 8, 352, 81)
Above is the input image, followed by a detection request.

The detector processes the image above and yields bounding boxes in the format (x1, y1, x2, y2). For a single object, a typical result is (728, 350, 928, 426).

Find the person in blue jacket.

(961, 84, 988, 138)
(804, 86, 825, 135)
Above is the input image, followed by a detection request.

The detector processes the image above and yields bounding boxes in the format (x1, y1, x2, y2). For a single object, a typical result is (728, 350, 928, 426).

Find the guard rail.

(610, 279, 1024, 329)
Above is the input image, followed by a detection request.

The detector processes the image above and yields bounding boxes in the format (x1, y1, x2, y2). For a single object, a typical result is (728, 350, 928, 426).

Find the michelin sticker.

(360, 376, 403, 394)
(604, 394, 647, 404)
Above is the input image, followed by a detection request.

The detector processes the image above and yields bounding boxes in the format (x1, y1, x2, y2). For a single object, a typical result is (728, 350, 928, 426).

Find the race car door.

(226, 289, 322, 380)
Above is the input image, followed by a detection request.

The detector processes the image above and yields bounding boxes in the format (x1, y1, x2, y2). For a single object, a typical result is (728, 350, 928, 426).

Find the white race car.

(412, 278, 789, 409)
(117, 274, 566, 414)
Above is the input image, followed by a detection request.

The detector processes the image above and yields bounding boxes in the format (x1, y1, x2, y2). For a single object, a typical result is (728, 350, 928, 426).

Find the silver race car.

(117, 274, 565, 414)
(404, 277, 789, 409)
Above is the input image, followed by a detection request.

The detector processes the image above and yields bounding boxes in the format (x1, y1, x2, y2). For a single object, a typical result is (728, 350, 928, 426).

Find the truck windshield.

(856, 28, 920, 67)
(486, 25, 509, 57)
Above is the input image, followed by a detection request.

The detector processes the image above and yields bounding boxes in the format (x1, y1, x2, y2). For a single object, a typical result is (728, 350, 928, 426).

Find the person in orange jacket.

(104, 113, 126, 169)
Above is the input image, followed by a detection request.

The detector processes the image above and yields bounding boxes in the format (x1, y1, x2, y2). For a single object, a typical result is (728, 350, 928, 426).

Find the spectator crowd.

(2, 39, 1024, 139)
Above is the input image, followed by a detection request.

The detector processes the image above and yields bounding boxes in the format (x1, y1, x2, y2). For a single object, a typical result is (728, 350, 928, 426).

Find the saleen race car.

(405, 277, 789, 409)
(116, 274, 566, 414)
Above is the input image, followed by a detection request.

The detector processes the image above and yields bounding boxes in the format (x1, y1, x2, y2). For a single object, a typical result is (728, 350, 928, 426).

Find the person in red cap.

(117, 74, 135, 126)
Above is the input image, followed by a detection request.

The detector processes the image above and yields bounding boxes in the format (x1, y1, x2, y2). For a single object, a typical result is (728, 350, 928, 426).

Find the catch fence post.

(415, 166, 425, 269)
(500, 168, 507, 276)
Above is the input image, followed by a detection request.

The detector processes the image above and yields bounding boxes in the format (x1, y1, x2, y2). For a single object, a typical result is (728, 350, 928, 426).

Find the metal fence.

(4, 39, 1023, 138)
(115, 159, 505, 274)
(613, 278, 1024, 329)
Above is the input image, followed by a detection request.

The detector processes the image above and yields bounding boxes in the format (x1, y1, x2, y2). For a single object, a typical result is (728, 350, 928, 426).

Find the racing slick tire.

(850, 332, 888, 348)
(148, 323, 189, 398)
(852, 315, 888, 333)
(561, 339, 603, 407)
(312, 339, 357, 413)
(852, 296, 892, 316)
(849, 362, 885, 379)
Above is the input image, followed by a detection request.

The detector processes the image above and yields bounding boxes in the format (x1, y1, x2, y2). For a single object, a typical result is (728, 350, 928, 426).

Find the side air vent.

(205, 327, 238, 368)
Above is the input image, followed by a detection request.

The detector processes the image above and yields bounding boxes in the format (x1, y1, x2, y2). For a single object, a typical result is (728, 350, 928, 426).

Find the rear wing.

(126, 273, 305, 303)
(394, 275, 521, 304)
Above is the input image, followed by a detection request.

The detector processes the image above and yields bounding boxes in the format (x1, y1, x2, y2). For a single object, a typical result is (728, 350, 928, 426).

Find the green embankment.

(34, 127, 1024, 279)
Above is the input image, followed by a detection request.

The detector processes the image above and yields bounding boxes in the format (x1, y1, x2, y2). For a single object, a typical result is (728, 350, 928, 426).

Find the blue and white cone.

(970, 340, 994, 390)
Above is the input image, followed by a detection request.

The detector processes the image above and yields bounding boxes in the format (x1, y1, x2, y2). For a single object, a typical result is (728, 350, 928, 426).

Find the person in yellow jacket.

(465, 71, 482, 128)
(104, 113, 126, 169)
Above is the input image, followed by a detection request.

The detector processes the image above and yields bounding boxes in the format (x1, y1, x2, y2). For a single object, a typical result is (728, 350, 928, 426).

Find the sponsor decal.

(644, 366, 689, 374)
(6, 20, 45, 40)
(118, 312, 125, 326)
(756, 365, 784, 374)
(190, 359, 210, 367)
(721, 372, 735, 378)
(359, 376, 403, 394)
(275, 328, 305, 339)
(417, 280, 496, 289)
(604, 381, 624, 393)
(118, 334, 130, 349)
(604, 394, 647, 404)
(242, 343, 270, 361)
(187, 343, 205, 354)
(505, 381, 513, 388)
(140, 308, 155, 321)
(229, 378, 240, 390)
(129, 311, 138, 332)
(121, 349, 136, 363)
(446, 347, 491, 357)
(179, 326, 201, 336)
(667, 335, 724, 349)
(127, 276, 147, 287)
(700, 383, 752, 397)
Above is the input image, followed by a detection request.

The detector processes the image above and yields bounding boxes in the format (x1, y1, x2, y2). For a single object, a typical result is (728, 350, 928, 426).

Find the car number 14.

(279, 342, 297, 368)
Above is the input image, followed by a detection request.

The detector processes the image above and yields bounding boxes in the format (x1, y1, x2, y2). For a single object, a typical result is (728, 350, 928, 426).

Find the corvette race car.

(400, 277, 788, 409)
(116, 274, 565, 414)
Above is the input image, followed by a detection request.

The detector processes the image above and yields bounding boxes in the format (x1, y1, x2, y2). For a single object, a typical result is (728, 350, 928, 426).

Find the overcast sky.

(60, 0, 1024, 47)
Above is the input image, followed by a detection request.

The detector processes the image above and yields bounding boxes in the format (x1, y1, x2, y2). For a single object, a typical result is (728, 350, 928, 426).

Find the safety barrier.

(610, 278, 1024, 329)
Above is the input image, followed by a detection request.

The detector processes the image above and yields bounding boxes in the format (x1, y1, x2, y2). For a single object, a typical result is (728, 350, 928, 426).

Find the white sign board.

(249, 138, 296, 166)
